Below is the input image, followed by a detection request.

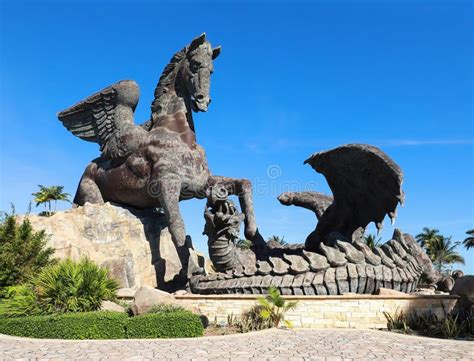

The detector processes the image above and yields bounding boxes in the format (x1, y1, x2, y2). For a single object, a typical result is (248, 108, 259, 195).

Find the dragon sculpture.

(191, 144, 444, 295)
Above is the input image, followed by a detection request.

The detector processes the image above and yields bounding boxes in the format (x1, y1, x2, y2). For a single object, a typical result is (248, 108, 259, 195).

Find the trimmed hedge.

(0, 311, 128, 339)
(0, 310, 204, 339)
(126, 311, 204, 338)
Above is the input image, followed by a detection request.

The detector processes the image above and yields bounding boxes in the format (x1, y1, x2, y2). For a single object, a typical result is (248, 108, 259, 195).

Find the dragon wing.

(57, 80, 139, 158)
(304, 144, 404, 242)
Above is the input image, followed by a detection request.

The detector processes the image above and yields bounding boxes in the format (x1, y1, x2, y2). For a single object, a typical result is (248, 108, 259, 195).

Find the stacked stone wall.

(176, 294, 458, 329)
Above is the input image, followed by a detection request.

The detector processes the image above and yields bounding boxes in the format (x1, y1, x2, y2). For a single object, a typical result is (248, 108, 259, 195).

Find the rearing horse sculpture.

(58, 34, 262, 249)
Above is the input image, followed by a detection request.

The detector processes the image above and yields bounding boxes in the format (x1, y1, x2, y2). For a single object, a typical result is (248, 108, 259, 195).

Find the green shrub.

(0, 309, 206, 340)
(0, 311, 128, 339)
(238, 305, 272, 332)
(0, 258, 118, 317)
(147, 303, 186, 314)
(34, 258, 118, 313)
(437, 313, 470, 339)
(0, 210, 55, 296)
(0, 285, 40, 317)
(384, 308, 473, 339)
(406, 310, 439, 332)
(383, 309, 410, 333)
(126, 311, 204, 338)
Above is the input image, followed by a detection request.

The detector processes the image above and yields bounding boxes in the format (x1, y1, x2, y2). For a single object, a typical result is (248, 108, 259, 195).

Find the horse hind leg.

(73, 163, 104, 206)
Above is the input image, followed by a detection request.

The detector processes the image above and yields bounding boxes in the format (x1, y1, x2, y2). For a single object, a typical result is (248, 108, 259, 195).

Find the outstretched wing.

(57, 80, 139, 157)
(304, 144, 404, 241)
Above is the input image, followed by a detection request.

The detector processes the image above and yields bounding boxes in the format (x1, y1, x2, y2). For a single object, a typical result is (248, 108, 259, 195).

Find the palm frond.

(463, 229, 474, 250)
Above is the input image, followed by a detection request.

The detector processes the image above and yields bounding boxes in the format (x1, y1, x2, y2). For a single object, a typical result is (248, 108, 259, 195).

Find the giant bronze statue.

(58, 34, 262, 251)
(58, 35, 448, 295)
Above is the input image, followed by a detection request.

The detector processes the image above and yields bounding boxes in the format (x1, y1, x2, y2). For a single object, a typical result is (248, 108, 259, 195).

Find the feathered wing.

(304, 144, 404, 242)
(57, 80, 140, 158)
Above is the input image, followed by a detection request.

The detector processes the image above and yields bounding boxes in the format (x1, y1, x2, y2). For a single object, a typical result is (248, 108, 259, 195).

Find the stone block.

(100, 300, 125, 313)
(131, 286, 176, 315)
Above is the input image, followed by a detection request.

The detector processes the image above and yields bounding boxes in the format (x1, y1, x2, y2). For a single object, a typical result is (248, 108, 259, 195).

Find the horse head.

(179, 33, 221, 112)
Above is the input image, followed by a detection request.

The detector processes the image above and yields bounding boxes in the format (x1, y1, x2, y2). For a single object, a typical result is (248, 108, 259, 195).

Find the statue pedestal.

(21, 202, 208, 292)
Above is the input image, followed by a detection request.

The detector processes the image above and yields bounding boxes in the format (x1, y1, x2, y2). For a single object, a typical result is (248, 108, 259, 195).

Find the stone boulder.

(20, 202, 209, 292)
(100, 300, 125, 313)
(117, 287, 137, 299)
(131, 286, 176, 315)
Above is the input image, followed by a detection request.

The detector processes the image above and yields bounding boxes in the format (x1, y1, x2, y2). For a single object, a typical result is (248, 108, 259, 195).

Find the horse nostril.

(208, 98, 212, 104)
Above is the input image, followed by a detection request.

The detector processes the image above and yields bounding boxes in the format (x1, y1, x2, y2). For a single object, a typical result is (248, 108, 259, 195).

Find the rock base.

(21, 202, 208, 292)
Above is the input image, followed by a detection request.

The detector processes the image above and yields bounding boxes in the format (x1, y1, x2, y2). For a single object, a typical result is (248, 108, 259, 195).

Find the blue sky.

(1, 0, 473, 273)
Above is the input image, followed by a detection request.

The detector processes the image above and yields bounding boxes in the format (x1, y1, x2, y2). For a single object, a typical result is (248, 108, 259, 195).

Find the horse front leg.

(151, 174, 186, 248)
(207, 176, 266, 249)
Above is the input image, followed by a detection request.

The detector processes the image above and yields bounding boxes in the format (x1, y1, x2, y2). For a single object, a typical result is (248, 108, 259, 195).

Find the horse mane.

(151, 46, 187, 114)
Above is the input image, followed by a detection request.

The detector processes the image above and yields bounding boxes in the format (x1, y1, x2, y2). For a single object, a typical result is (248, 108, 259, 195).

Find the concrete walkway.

(0, 328, 472, 360)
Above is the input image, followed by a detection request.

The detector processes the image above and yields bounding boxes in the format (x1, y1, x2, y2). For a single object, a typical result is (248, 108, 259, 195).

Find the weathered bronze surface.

(58, 34, 262, 250)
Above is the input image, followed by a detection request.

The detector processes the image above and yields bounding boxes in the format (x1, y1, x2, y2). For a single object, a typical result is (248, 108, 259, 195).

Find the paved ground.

(0, 328, 472, 360)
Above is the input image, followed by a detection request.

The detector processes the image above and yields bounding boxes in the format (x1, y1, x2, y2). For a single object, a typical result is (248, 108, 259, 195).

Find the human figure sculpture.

(57, 34, 263, 249)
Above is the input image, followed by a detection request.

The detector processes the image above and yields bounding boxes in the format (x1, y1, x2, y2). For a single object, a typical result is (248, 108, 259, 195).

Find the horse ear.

(189, 33, 206, 50)
(212, 46, 221, 60)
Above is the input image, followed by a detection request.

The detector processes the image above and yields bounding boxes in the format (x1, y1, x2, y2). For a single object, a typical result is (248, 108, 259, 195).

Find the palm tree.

(463, 229, 474, 250)
(424, 235, 465, 273)
(415, 227, 441, 248)
(257, 286, 298, 328)
(49, 186, 71, 212)
(267, 235, 287, 246)
(32, 185, 71, 216)
(363, 234, 382, 250)
(235, 239, 253, 250)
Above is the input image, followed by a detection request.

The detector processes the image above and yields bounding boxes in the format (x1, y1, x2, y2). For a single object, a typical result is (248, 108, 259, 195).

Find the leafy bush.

(225, 287, 298, 332)
(0, 210, 55, 296)
(126, 311, 204, 338)
(34, 258, 118, 314)
(147, 303, 186, 314)
(406, 310, 438, 333)
(384, 308, 472, 339)
(0, 311, 128, 339)
(0, 258, 118, 317)
(238, 305, 272, 332)
(437, 313, 471, 339)
(257, 286, 298, 328)
(0, 285, 40, 317)
(383, 309, 410, 333)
